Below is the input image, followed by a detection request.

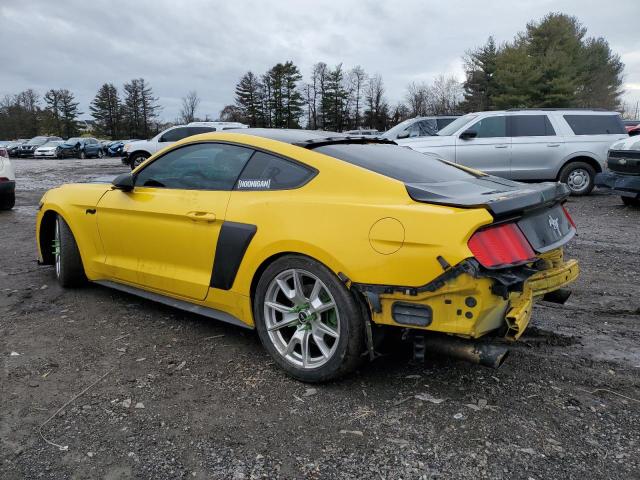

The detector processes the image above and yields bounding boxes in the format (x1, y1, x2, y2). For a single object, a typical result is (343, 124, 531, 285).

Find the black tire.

(254, 255, 365, 382)
(558, 161, 596, 196)
(54, 215, 87, 287)
(0, 191, 15, 210)
(129, 153, 149, 170)
(621, 195, 640, 207)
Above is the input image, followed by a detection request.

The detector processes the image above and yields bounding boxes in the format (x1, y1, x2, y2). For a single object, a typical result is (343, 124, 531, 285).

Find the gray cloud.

(1, 0, 639, 121)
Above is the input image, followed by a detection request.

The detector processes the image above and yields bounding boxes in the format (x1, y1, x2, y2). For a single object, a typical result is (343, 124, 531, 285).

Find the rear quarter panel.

(222, 142, 494, 297)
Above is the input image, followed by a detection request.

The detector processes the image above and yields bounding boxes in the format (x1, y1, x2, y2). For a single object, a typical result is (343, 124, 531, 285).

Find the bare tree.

(405, 81, 430, 117)
(428, 75, 464, 115)
(348, 66, 367, 129)
(179, 90, 201, 123)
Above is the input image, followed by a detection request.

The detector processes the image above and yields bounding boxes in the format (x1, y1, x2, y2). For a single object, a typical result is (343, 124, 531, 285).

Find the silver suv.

(397, 109, 628, 195)
(383, 116, 459, 140)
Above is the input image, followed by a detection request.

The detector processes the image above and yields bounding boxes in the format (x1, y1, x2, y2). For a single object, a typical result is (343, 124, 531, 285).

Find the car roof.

(233, 128, 348, 144)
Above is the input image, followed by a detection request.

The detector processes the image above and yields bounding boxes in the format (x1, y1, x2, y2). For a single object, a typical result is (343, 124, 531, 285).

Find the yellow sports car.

(36, 130, 579, 382)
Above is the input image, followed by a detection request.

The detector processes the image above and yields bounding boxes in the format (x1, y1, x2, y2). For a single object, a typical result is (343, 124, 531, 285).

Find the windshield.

(27, 136, 48, 145)
(437, 114, 478, 136)
(382, 119, 416, 139)
(41, 141, 62, 148)
(315, 143, 479, 183)
(65, 137, 82, 144)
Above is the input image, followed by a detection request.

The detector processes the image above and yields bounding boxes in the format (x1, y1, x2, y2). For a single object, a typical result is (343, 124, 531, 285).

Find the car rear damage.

(352, 176, 580, 367)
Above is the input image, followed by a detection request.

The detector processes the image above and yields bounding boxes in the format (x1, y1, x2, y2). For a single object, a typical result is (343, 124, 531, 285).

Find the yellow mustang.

(36, 130, 579, 382)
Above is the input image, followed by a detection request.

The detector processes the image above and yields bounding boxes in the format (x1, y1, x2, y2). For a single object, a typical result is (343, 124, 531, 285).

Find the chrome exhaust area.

(420, 334, 510, 369)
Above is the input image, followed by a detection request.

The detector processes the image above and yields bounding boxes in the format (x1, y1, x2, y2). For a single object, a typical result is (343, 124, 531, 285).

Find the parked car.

(0, 146, 15, 209)
(627, 125, 640, 137)
(16, 136, 62, 158)
(57, 137, 105, 159)
(108, 139, 140, 158)
(34, 140, 64, 158)
(122, 121, 248, 169)
(623, 120, 639, 132)
(397, 109, 629, 195)
(382, 116, 459, 140)
(6, 140, 27, 157)
(37, 129, 579, 382)
(595, 136, 640, 206)
(343, 129, 381, 136)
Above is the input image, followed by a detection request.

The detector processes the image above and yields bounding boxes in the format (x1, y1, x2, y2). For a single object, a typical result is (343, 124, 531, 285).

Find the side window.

(510, 115, 556, 137)
(235, 151, 315, 190)
(563, 115, 627, 135)
(159, 127, 188, 142)
(135, 143, 253, 190)
(436, 118, 456, 130)
(469, 116, 507, 138)
(187, 127, 217, 135)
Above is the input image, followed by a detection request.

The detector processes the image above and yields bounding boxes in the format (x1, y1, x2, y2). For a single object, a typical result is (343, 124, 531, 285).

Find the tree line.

(0, 13, 627, 140)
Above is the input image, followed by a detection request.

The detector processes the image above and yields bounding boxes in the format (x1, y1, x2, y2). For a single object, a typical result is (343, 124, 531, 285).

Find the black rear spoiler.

(406, 178, 570, 218)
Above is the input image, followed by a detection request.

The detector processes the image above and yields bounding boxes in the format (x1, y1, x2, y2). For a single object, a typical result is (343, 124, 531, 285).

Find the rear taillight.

(468, 223, 536, 269)
(561, 204, 576, 230)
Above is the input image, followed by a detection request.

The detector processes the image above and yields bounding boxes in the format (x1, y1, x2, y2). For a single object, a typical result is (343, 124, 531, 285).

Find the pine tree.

(123, 79, 160, 138)
(43, 89, 63, 136)
(234, 72, 263, 126)
(461, 37, 499, 112)
(90, 83, 122, 139)
(59, 89, 81, 138)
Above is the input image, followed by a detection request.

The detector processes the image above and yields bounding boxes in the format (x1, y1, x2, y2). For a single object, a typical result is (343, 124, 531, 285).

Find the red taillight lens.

(468, 223, 536, 268)
(561, 204, 576, 230)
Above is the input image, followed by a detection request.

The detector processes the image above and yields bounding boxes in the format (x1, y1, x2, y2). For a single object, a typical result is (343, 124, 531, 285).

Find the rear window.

(235, 151, 315, 190)
(563, 115, 626, 135)
(314, 143, 478, 183)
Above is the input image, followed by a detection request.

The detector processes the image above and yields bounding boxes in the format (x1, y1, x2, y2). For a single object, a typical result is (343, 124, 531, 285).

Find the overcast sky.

(1, 0, 639, 121)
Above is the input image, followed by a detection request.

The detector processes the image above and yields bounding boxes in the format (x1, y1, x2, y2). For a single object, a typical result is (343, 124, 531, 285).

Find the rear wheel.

(621, 195, 640, 207)
(54, 215, 86, 287)
(130, 153, 149, 170)
(0, 191, 15, 210)
(254, 255, 365, 382)
(559, 161, 596, 196)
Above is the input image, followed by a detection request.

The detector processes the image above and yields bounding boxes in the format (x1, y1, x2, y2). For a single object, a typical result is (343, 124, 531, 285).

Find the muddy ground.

(1, 158, 639, 479)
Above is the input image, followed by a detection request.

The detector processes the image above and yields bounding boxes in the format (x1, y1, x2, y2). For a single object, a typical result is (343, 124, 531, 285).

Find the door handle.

(186, 211, 216, 222)
(547, 143, 561, 147)
(494, 144, 508, 149)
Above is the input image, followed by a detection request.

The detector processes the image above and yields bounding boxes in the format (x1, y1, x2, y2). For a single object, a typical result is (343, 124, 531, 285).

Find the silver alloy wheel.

(54, 218, 61, 278)
(264, 268, 340, 369)
(133, 156, 146, 167)
(567, 168, 590, 193)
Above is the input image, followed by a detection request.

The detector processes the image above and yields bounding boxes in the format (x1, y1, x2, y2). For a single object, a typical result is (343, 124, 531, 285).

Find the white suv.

(397, 109, 628, 195)
(0, 145, 16, 209)
(122, 121, 248, 169)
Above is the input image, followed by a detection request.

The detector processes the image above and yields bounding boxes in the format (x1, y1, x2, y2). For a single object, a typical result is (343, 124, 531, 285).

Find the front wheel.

(130, 153, 149, 170)
(54, 215, 87, 287)
(558, 161, 595, 196)
(254, 255, 366, 382)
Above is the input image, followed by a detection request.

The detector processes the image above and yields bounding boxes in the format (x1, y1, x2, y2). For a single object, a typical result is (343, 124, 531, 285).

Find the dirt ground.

(1, 158, 639, 479)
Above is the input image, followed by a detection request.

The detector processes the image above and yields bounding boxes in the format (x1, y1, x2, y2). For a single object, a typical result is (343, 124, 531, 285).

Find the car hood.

(396, 135, 455, 148)
(609, 136, 640, 151)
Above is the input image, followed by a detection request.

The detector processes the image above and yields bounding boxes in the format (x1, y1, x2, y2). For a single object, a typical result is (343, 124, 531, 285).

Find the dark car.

(595, 136, 640, 206)
(57, 137, 105, 159)
(5, 140, 28, 157)
(108, 139, 140, 159)
(16, 136, 62, 158)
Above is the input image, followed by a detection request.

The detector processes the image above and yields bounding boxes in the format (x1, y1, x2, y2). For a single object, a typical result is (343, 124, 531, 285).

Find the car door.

(509, 114, 565, 180)
(454, 115, 511, 176)
(96, 142, 254, 300)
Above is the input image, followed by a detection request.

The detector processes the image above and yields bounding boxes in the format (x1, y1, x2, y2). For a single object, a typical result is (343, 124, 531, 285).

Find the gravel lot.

(1, 157, 639, 479)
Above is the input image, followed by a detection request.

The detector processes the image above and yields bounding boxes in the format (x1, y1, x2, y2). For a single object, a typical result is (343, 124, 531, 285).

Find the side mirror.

(460, 129, 477, 140)
(112, 172, 134, 192)
(396, 131, 410, 139)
